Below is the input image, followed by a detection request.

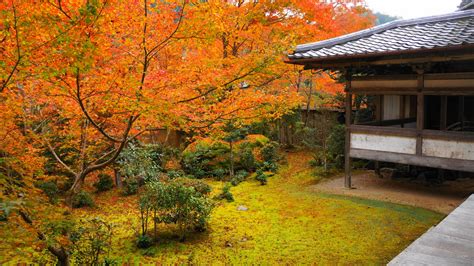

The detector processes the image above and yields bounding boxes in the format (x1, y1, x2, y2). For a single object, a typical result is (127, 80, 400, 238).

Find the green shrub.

(216, 183, 234, 202)
(70, 218, 114, 264)
(261, 141, 279, 164)
(327, 125, 345, 169)
(122, 177, 140, 196)
(231, 170, 248, 186)
(211, 168, 227, 180)
(136, 235, 153, 249)
(174, 178, 212, 196)
(93, 173, 114, 192)
(139, 178, 214, 241)
(36, 181, 60, 203)
(117, 142, 163, 182)
(261, 161, 278, 173)
(167, 169, 185, 179)
(255, 169, 268, 185)
(71, 191, 94, 208)
(238, 143, 256, 172)
(181, 141, 229, 179)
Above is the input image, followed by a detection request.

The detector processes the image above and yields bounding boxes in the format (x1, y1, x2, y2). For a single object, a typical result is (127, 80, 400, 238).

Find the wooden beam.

(350, 148, 474, 173)
(350, 124, 418, 137)
(347, 88, 418, 95)
(345, 79, 353, 189)
(357, 117, 416, 127)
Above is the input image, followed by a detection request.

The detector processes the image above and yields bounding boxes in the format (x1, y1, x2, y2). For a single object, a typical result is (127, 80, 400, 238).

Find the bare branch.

(74, 68, 121, 143)
(85, 115, 136, 174)
(44, 138, 77, 176)
(1, 2, 22, 93)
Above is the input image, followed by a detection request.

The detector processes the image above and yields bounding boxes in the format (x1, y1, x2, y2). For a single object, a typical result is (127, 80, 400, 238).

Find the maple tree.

(1, 0, 374, 263)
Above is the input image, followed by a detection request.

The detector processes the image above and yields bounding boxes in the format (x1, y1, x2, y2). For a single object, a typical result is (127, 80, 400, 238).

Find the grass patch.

(1, 152, 443, 264)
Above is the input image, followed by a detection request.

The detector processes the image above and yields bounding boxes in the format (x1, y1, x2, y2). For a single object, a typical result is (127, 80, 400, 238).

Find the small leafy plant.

(255, 169, 268, 185)
(71, 191, 94, 208)
(93, 173, 114, 192)
(216, 183, 234, 202)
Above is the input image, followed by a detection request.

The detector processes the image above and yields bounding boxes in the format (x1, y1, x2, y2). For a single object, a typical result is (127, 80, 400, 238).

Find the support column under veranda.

(344, 80, 352, 189)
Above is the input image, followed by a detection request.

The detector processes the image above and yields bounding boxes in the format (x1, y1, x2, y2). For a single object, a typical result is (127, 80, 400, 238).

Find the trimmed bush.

(71, 191, 94, 208)
(261, 141, 279, 164)
(174, 177, 212, 196)
(211, 168, 227, 180)
(167, 169, 185, 179)
(237, 143, 256, 172)
(255, 169, 268, 186)
(231, 170, 249, 186)
(138, 178, 214, 241)
(181, 135, 274, 179)
(216, 183, 234, 202)
(122, 177, 140, 196)
(181, 140, 229, 179)
(327, 125, 346, 169)
(93, 173, 114, 192)
(136, 235, 153, 249)
(36, 181, 60, 203)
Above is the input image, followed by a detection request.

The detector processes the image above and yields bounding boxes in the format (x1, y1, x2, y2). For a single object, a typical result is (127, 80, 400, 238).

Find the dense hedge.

(181, 134, 279, 179)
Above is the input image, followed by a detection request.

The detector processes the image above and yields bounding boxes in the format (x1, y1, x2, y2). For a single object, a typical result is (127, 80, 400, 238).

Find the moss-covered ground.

(1, 152, 444, 264)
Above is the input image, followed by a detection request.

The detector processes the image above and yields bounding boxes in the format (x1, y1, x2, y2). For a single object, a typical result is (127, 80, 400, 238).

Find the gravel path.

(312, 172, 474, 214)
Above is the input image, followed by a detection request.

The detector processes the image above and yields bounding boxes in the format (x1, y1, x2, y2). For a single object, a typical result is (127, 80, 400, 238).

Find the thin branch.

(44, 138, 77, 176)
(146, 1, 187, 61)
(75, 68, 121, 143)
(176, 66, 259, 104)
(85, 115, 136, 174)
(47, 0, 73, 20)
(1, 2, 22, 93)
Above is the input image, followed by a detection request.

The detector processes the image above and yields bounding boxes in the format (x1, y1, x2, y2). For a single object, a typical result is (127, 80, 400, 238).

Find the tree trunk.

(19, 210, 70, 265)
(114, 168, 122, 188)
(229, 141, 234, 178)
(69, 173, 85, 194)
(153, 210, 157, 240)
(48, 246, 70, 266)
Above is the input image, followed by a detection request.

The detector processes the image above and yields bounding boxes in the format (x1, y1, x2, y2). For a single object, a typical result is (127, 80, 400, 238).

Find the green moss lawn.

(2, 152, 443, 264)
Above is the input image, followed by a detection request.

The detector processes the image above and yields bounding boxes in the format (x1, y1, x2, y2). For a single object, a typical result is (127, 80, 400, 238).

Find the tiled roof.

(459, 0, 474, 10)
(288, 9, 474, 62)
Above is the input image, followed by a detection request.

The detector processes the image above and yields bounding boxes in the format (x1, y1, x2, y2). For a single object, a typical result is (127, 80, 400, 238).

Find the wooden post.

(459, 96, 465, 131)
(375, 95, 383, 125)
(345, 78, 352, 189)
(440, 96, 447, 130)
(399, 95, 406, 128)
(374, 161, 381, 178)
(416, 70, 425, 156)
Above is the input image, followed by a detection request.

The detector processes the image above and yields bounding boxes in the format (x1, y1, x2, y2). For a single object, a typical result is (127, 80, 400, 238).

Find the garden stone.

(237, 205, 248, 211)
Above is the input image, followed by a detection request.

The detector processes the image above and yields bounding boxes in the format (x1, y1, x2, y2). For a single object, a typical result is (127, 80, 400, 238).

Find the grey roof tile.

(288, 9, 474, 61)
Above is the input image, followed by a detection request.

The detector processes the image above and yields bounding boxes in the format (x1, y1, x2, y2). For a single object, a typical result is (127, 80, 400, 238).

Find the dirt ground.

(313, 171, 474, 214)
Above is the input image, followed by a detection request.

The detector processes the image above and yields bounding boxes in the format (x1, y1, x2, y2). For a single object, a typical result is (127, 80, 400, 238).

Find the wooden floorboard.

(389, 194, 474, 266)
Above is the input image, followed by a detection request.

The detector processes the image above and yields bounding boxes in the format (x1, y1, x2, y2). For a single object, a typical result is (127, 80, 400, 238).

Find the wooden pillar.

(345, 78, 352, 189)
(416, 70, 425, 156)
(440, 96, 447, 130)
(459, 96, 465, 131)
(375, 95, 383, 175)
(374, 161, 381, 178)
(399, 95, 406, 128)
(375, 95, 383, 125)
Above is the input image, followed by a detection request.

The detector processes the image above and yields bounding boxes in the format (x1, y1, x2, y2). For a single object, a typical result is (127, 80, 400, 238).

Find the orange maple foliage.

(0, 0, 373, 261)
(0, 0, 375, 197)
